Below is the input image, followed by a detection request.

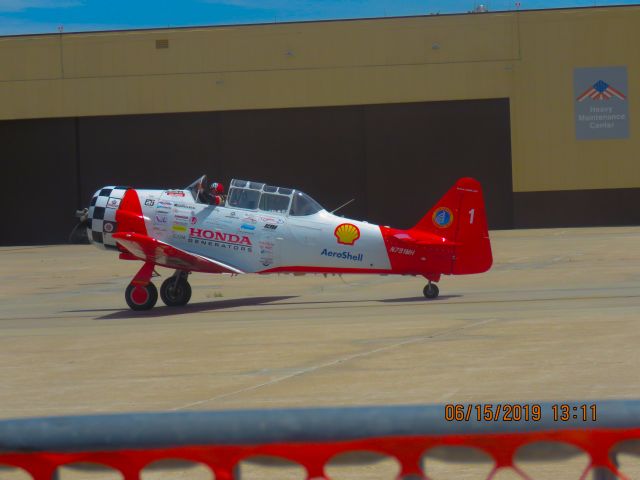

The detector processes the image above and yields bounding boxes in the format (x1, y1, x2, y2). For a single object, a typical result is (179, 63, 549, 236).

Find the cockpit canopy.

(227, 179, 324, 216)
(185, 176, 324, 216)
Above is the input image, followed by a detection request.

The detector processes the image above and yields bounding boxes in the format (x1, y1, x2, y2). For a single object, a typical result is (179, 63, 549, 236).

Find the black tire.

(125, 283, 158, 310)
(423, 283, 440, 299)
(160, 277, 192, 307)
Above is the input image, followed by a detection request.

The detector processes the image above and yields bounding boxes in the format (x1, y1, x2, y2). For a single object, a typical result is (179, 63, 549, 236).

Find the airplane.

(79, 175, 493, 310)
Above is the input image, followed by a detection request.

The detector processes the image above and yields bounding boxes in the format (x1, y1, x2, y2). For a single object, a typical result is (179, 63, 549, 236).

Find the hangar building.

(1, 5, 639, 245)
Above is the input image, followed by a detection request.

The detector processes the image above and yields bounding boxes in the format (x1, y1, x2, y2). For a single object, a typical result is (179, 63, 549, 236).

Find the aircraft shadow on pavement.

(379, 295, 462, 303)
(95, 296, 298, 320)
(77, 294, 462, 321)
(270, 295, 463, 307)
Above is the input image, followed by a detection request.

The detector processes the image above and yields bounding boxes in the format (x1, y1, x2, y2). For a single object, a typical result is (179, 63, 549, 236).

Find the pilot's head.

(210, 182, 225, 195)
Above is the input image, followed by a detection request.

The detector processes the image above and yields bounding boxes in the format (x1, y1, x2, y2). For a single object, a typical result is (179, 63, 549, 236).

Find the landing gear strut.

(160, 270, 192, 307)
(423, 282, 440, 299)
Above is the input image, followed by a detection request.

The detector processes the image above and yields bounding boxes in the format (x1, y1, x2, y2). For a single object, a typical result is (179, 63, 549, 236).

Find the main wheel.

(423, 283, 440, 299)
(160, 277, 192, 307)
(125, 283, 158, 310)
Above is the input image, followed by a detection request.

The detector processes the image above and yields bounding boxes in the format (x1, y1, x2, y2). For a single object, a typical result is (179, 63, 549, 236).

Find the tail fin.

(410, 177, 492, 274)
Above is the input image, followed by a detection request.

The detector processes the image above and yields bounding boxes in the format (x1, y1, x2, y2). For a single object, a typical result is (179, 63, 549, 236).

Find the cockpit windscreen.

(289, 192, 323, 216)
(227, 179, 323, 216)
(227, 188, 260, 210)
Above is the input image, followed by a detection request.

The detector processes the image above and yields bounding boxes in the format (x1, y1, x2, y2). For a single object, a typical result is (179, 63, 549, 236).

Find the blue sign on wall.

(574, 66, 629, 140)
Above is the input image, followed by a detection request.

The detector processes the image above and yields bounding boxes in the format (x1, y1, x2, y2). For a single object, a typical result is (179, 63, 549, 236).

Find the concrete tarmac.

(1, 227, 639, 478)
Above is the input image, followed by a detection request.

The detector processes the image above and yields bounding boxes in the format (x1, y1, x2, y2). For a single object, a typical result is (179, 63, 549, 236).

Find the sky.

(0, 0, 638, 36)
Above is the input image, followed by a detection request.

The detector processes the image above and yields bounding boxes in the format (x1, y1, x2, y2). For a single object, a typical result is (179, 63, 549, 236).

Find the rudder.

(410, 177, 492, 274)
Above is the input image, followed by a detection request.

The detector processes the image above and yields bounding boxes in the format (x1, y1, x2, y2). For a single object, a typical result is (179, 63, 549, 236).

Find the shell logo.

(334, 223, 361, 246)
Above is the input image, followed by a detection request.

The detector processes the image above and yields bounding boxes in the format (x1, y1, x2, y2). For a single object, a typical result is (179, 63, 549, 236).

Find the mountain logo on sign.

(577, 80, 626, 102)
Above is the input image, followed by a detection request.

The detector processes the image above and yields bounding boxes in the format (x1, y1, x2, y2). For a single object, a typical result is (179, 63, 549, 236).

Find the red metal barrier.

(1, 403, 638, 479)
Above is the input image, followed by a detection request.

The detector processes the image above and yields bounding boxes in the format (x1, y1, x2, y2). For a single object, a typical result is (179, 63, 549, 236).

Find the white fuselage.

(137, 189, 392, 273)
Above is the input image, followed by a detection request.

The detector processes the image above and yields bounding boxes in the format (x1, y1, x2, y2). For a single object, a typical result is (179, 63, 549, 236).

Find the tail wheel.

(125, 283, 158, 310)
(423, 283, 440, 299)
(160, 277, 192, 307)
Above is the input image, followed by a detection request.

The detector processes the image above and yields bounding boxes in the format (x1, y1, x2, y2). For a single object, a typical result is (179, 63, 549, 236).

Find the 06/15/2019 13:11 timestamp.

(444, 403, 598, 422)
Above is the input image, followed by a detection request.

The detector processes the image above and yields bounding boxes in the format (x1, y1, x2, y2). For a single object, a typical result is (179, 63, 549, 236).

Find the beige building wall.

(0, 6, 638, 193)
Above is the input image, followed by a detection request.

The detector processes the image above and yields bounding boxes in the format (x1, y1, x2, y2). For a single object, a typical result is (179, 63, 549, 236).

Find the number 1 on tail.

(469, 208, 475, 224)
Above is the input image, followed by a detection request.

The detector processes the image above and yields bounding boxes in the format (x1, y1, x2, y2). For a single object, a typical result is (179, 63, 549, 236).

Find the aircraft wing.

(112, 232, 244, 274)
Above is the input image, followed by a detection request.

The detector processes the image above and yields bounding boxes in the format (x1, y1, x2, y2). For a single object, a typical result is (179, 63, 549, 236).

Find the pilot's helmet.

(210, 182, 225, 195)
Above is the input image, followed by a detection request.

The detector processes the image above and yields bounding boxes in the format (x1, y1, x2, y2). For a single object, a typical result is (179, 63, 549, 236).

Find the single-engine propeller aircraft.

(79, 176, 492, 310)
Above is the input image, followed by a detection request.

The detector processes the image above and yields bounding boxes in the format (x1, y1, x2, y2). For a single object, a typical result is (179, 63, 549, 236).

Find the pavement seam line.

(170, 317, 498, 411)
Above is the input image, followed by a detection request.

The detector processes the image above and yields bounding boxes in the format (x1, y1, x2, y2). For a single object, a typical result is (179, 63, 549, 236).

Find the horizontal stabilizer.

(392, 232, 461, 247)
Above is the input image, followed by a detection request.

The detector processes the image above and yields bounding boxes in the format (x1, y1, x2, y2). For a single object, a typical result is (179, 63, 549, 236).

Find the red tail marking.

(381, 178, 492, 277)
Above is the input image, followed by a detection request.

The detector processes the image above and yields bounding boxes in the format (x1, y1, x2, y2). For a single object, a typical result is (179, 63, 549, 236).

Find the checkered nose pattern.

(87, 186, 129, 249)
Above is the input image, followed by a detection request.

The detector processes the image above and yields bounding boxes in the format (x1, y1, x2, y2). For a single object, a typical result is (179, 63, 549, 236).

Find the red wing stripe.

(113, 232, 244, 275)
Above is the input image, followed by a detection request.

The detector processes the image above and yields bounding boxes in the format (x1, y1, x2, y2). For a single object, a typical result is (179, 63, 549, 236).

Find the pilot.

(209, 182, 225, 206)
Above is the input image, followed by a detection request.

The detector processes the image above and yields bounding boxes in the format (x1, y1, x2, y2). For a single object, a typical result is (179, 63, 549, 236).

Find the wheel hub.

(131, 286, 149, 305)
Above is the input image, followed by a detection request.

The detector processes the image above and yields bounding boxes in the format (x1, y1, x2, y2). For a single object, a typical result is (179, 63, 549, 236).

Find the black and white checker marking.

(87, 186, 129, 249)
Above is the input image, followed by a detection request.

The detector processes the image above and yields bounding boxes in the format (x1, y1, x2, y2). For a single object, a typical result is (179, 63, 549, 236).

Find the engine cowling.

(87, 186, 130, 250)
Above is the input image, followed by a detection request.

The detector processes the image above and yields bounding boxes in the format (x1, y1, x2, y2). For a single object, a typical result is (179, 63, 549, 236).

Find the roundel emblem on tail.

(432, 207, 453, 228)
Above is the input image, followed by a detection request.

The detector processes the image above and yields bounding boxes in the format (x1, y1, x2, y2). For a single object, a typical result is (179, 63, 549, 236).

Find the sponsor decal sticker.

(155, 214, 168, 224)
(106, 198, 121, 209)
(167, 190, 185, 197)
(259, 215, 286, 224)
(173, 203, 195, 210)
(334, 223, 360, 246)
(259, 241, 274, 251)
(432, 207, 453, 228)
(241, 223, 256, 231)
(190, 228, 252, 244)
(145, 199, 156, 207)
(188, 228, 253, 252)
(321, 248, 363, 262)
(103, 221, 115, 233)
(264, 224, 278, 230)
(191, 216, 198, 225)
(172, 225, 187, 232)
(157, 200, 173, 209)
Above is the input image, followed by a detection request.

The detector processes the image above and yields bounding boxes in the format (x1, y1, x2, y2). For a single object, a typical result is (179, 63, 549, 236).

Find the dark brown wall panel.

(77, 107, 369, 219)
(0, 118, 77, 245)
(364, 99, 514, 229)
(1, 98, 514, 245)
(77, 99, 512, 230)
(514, 188, 640, 228)
(78, 111, 223, 204)
(216, 107, 368, 220)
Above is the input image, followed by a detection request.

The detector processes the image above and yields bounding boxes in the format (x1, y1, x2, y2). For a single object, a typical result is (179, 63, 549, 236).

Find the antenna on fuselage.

(330, 198, 355, 214)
